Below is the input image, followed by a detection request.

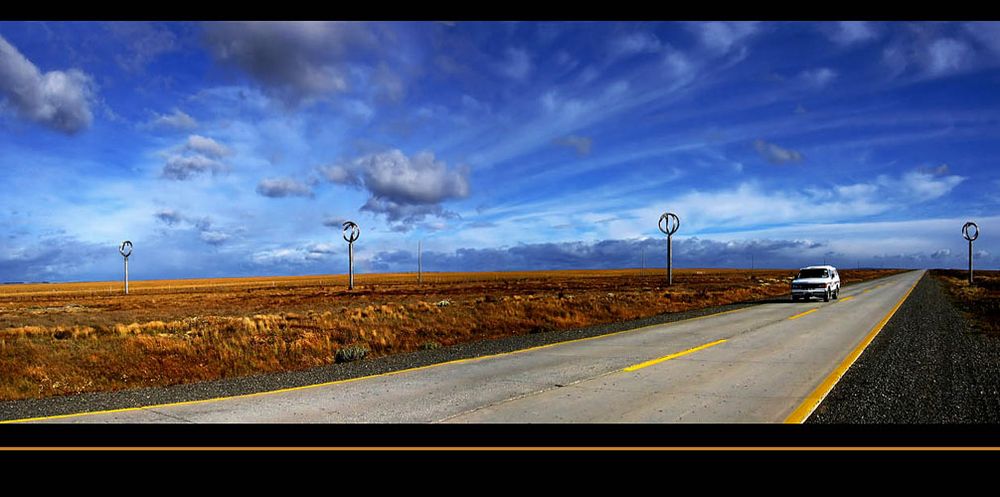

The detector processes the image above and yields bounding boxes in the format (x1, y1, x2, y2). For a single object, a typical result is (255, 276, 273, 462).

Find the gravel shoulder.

(809, 272, 1000, 423)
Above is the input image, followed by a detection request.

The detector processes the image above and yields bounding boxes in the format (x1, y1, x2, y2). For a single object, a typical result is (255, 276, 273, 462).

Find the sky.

(0, 21, 998, 282)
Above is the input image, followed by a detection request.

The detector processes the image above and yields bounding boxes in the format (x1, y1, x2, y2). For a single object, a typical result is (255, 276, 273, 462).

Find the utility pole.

(418, 240, 422, 284)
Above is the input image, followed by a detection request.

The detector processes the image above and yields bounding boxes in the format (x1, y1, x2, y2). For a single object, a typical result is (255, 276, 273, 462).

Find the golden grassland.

(0, 268, 901, 401)
(934, 269, 1000, 335)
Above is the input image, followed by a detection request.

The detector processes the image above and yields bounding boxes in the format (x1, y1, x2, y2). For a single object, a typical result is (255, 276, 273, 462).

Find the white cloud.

(251, 243, 338, 265)
(826, 21, 879, 46)
(0, 34, 95, 134)
(693, 22, 759, 54)
(321, 149, 469, 226)
(256, 177, 314, 198)
(498, 47, 532, 81)
(554, 135, 593, 156)
(925, 38, 974, 76)
(147, 109, 197, 130)
(754, 139, 804, 164)
(609, 32, 662, 58)
(161, 154, 228, 180)
(965, 22, 1000, 55)
(185, 134, 231, 158)
(881, 170, 965, 201)
(798, 67, 837, 88)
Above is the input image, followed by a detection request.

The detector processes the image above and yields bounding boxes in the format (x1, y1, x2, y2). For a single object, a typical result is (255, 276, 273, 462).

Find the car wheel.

(824, 290, 830, 302)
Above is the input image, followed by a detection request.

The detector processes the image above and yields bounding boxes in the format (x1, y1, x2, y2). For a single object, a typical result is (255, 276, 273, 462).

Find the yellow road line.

(862, 289, 872, 294)
(788, 308, 819, 320)
(784, 273, 922, 423)
(837, 296, 855, 303)
(622, 339, 727, 372)
(2, 305, 756, 424)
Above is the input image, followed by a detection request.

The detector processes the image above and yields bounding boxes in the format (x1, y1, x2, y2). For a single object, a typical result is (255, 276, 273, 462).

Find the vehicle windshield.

(797, 269, 829, 279)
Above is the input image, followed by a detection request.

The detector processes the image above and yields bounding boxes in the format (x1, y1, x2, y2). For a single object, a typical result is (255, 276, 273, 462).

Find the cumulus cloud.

(161, 154, 228, 180)
(692, 22, 759, 55)
(753, 139, 804, 164)
(498, 47, 532, 81)
(0, 236, 105, 282)
(321, 149, 470, 227)
(368, 237, 827, 273)
(159, 135, 233, 180)
(202, 21, 377, 105)
(554, 135, 593, 156)
(185, 134, 230, 158)
(0, 34, 95, 134)
(826, 21, 879, 45)
(147, 108, 197, 130)
(256, 177, 314, 198)
(931, 249, 952, 259)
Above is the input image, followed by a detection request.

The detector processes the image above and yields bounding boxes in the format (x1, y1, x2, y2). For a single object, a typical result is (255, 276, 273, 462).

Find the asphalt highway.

(23, 270, 924, 423)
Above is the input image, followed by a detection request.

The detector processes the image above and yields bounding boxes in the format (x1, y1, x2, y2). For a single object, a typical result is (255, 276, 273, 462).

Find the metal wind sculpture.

(119, 240, 132, 295)
(963, 221, 979, 285)
(658, 212, 680, 285)
(343, 221, 360, 290)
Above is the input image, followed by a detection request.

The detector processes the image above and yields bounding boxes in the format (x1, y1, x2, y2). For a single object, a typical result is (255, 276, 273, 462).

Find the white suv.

(791, 265, 840, 302)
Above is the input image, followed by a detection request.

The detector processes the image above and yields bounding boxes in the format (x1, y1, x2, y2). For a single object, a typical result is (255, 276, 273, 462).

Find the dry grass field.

(934, 269, 1000, 335)
(0, 268, 901, 401)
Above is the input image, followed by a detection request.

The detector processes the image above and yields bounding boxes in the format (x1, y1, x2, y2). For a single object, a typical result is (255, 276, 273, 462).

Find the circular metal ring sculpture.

(119, 240, 132, 295)
(342, 221, 360, 289)
(963, 221, 979, 242)
(658, 212, 680, 285)
(658, 212, 680, 236)
(963, 221, 979, 285)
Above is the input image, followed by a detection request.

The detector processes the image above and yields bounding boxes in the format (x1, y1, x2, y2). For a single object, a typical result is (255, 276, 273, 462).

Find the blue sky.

(1, 21, 998, 282)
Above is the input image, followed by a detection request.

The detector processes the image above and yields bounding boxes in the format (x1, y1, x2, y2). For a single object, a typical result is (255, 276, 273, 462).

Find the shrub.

(335, 344, 369, 363)
(420, 341, 441, 350)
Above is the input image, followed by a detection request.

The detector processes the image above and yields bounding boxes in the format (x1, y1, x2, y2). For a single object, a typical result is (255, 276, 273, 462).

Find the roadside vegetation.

(933, 269, 1000, 335)
(0, 268, 901, 400)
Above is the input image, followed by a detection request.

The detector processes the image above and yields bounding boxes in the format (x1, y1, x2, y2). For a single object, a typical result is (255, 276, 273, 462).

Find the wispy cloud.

(498, 47, 532, 81)
(753, 139, 804, 165)
(554, 135, 593, 156)
(825, 21, 879, 46)
(609, 31, 662, 58)
(692, 22, 759, 55)
(146, 108, 197, 130)
(798, 67, 837, 88)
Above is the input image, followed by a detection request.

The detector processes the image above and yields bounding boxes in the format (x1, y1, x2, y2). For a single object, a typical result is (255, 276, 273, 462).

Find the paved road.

(29, 270, 923, 423)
